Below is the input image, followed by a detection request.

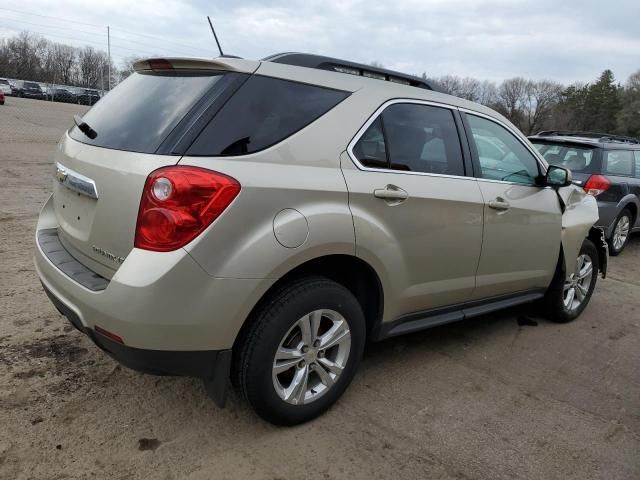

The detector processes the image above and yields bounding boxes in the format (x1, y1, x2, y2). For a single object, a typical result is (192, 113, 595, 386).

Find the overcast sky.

(1, 0, 638, 84)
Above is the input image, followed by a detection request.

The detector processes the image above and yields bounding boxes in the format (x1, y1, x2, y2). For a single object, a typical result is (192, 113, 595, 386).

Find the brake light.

(135, 166, 240, 252)
(147, 58, 174, 71)
(583, 174, 610, 196)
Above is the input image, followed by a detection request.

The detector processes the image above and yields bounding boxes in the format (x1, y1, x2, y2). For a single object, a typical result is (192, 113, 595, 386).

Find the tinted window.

(635, 151, 640, 178)
(70, 71, 226, 154)
(604, 150, 633, 176)
(188, 76, 348, 156)
(381, 104, 464, 175)
(531, 142, 595, 173)
(353, 117, 387, 168)
(466, 114, 539, 185)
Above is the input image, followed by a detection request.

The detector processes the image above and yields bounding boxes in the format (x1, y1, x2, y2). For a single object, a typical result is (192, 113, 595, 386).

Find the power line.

(1, 16, 203, 57)
(0, 7, 103, 28)
(0, 6, 213, 55)
(0, 23, 161, 58)
(1, 16, 108, 39)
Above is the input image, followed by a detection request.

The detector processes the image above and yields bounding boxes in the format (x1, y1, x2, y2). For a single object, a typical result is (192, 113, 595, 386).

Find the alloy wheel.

(272, 309, 351, 405)
(612, 215, 630, 251)
(563, 254, 593, 311)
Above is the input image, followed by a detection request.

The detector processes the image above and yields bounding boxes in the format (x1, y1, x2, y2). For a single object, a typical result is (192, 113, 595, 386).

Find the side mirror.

(546, 165, 572, 188)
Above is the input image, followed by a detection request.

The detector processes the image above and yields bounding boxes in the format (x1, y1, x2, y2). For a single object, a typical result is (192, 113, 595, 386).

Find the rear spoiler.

(133, 57, 260, 74)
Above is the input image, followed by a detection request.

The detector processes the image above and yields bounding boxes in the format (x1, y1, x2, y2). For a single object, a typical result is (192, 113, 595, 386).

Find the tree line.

(0, 31, 118, 89)
(423, 69, 640, 137)
(2, 31, 639, 137)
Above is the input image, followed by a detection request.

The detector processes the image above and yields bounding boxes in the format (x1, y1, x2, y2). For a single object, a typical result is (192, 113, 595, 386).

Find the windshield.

(69, 70, 226, 154)
(532, 141, 595, 173)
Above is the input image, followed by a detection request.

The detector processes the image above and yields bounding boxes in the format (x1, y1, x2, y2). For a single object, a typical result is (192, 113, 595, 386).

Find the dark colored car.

(0, 90, 5, 105)
(530, 131, 640, 255)
(21, 81, 46, 100)
(52, 88, 77, 103)
(76, 88, 100, 105)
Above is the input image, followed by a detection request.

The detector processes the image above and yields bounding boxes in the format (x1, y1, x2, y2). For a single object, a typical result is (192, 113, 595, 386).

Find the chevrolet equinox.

(35, 53, 607, 425)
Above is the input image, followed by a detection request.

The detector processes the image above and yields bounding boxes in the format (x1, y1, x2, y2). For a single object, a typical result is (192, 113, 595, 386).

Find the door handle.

(373, 185, 408, 202)
(488, 199, 510, 210)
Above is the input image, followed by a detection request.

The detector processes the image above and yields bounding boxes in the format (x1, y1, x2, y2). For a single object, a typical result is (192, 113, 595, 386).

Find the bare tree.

(522, 80, 563, 134)
(494, 77, 529, 130)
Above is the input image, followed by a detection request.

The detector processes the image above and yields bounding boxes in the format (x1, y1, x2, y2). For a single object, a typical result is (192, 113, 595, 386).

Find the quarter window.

(352, 103, 465, 176)
(352, 117, 387, 168)
(603, 150, 633, 176)
(634, 151, 640, 178)
(465, 114, 540, 185)
(188, 76, 349, 156)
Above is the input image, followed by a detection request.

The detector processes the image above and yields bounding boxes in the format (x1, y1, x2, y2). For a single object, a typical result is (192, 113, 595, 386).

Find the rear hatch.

(50, 57, 258, 278)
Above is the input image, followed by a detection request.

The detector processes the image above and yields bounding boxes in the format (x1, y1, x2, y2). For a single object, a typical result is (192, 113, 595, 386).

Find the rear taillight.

(583, 174, 610, 196)
(135, 166, 240, 252)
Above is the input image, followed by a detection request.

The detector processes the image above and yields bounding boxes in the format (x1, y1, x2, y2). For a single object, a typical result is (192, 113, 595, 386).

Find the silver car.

(35, 53, 607, 425)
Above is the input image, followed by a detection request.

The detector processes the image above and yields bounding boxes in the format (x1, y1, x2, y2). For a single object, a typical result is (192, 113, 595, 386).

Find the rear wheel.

(543, 239, 598, 323)
(608, 209, 632, 256)
(233, 276, 365, 425)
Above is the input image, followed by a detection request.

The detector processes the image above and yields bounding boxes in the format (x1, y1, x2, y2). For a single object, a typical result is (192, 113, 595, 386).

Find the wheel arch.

(233, 254, 385, 354)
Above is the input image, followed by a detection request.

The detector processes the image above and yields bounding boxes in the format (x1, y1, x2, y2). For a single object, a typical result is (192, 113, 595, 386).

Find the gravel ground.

(1, 96, 639, 480)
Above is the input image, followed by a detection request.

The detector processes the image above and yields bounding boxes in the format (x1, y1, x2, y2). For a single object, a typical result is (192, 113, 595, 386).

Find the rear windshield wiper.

(73, 115, 98, 140)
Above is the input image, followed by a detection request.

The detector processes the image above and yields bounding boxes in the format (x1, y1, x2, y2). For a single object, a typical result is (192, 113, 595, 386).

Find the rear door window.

(352, 103, 465, 175)
(634, 151, 640, 178)
(604, 150, 634, 176)
(187, 76, 349, 156)
(69, 71, 230, 154)
(382, 104, 464, 175)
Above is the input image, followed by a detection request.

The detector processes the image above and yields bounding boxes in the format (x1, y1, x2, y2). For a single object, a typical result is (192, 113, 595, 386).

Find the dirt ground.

(1, 96, 639, 480)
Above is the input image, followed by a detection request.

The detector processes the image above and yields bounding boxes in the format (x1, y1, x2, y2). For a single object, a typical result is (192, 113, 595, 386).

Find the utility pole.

(107, 25, 111, 90)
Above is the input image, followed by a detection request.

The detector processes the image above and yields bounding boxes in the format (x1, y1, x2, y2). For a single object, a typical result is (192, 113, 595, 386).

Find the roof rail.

(262, 52, 439, 91)
(535, 130, 640, 144)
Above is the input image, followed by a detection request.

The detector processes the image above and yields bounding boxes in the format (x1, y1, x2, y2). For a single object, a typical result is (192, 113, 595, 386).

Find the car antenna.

(207, 16, 224, 57)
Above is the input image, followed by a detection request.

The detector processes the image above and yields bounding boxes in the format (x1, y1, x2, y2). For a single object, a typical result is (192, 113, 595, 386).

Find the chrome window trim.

(346, 99, 548, 184)
(345, 98, 475, 182)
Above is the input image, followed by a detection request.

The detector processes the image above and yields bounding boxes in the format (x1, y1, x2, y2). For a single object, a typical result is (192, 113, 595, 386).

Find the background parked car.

(9, 80, 23, 96)
(530, 131, 640, 255)
(20, 81, 46, 100)
(0, 78, 12, 95)
(76, 88, 100, 105)
(51, 88, 77, 103)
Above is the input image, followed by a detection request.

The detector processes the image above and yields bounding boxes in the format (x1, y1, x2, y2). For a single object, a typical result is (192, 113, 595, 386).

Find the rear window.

(187, 75, 349, 156)
(70, 71, 227, 154)
(531, 141, 595, 173)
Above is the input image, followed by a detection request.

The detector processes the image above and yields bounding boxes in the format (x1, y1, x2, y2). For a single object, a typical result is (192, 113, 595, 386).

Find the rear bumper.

(34, 195, 271, 352)
(42, 282, 231, 405)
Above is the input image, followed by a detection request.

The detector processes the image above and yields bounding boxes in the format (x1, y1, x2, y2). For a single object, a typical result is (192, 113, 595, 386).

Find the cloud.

(1, 0, 638, 84)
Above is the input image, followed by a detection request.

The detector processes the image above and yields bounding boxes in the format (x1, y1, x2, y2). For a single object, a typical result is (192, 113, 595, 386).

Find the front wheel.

(233, 276, 365, 425)
(543, 239, 598, 323)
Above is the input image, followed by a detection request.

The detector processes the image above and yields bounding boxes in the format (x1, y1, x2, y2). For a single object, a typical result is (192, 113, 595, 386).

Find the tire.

(543, 238, 598, 323)
(608, 209, 632, 256)
(233, 276, 366, 425)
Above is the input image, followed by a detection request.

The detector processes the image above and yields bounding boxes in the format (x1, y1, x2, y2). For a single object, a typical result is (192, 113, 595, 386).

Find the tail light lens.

(583, 174, 610, 196)
(135, 166, 240, 252)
